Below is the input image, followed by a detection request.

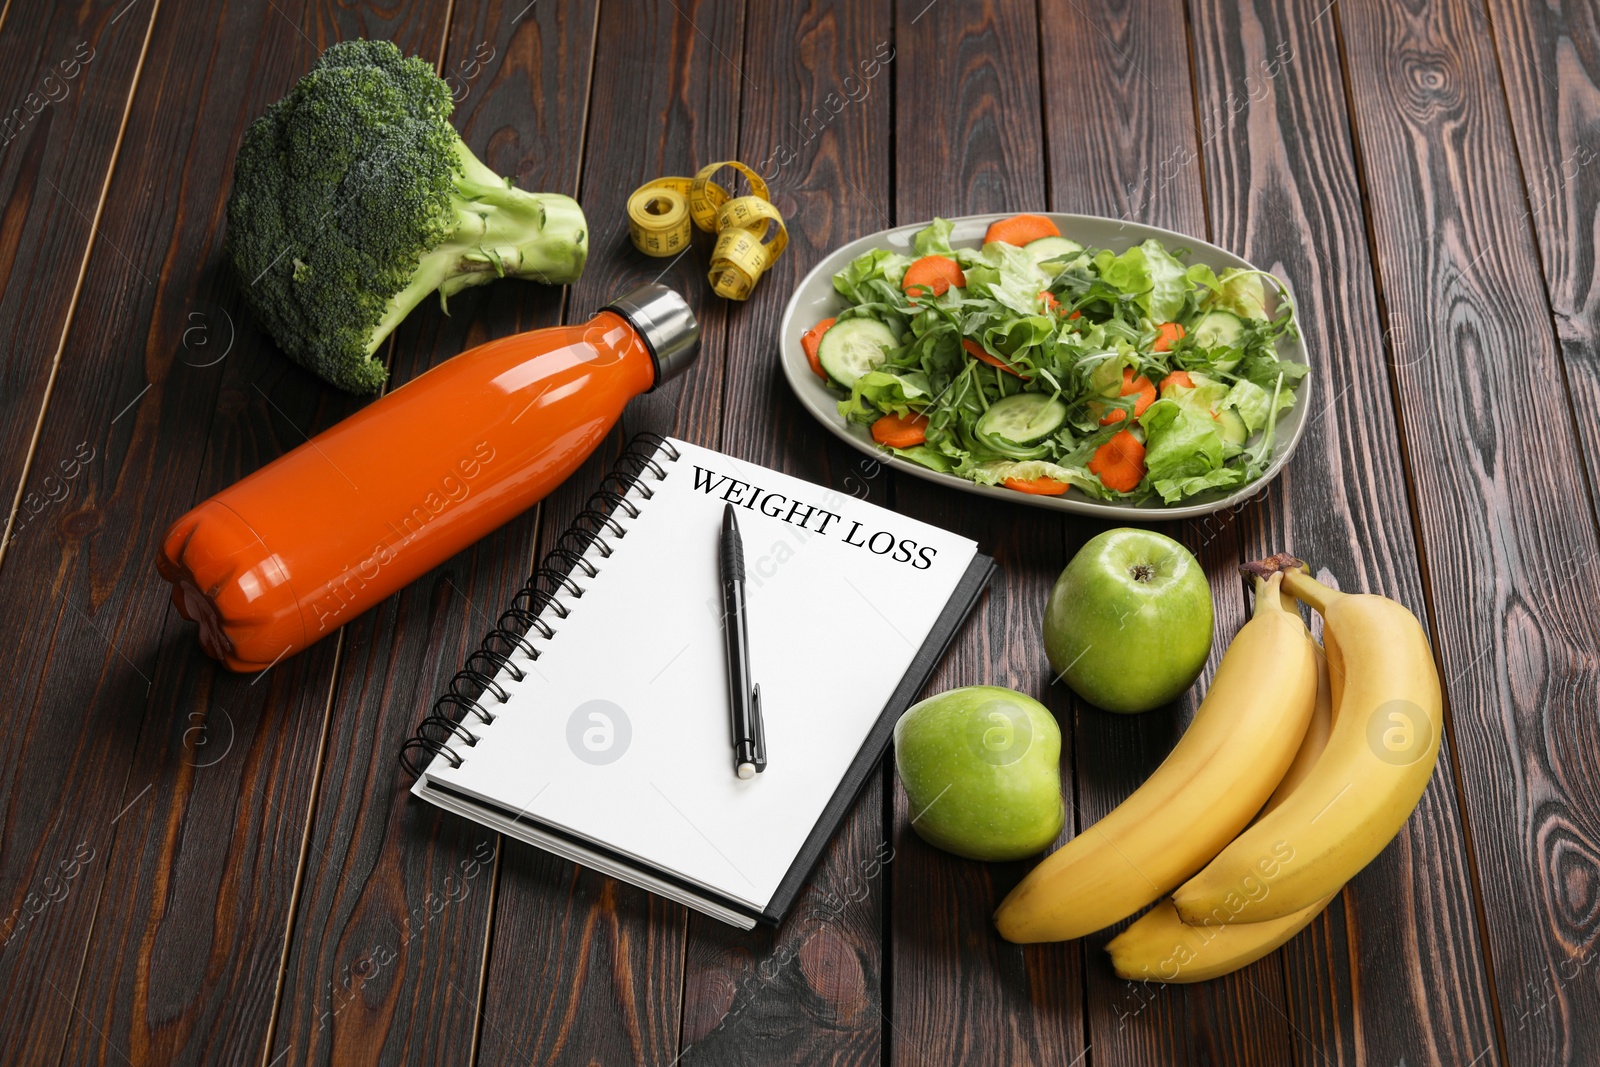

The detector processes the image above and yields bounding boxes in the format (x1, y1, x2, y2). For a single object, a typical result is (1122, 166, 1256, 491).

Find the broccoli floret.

(225, 39, 587, 393)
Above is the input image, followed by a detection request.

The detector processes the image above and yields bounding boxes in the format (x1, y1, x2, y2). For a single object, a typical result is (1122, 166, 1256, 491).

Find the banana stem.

(1279, 568, 1342, 614)
(1251, 572, 1284, 615)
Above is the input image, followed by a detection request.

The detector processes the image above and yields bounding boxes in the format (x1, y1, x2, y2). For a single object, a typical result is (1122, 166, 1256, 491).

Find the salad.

(798, 214, 1307, 504)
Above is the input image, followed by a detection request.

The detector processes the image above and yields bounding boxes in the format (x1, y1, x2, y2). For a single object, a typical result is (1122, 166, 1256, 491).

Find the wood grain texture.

(0, 0, 159, 554)
(676, 1, 893, 1063)
(1, 0, 1584, 1060)
(471, 1, 748, 1062)
(1039, 1, 1296, 1062)
(1186, 0, 1500, 1063)
(1486, 0, 1600, 526)
(0, 2, 450, 1064)
(888, 2, 1088, 1065)
(36, 5, 457, 1066)
(262, 3, 599, 1065)
(1339, 0, 1600, 1062)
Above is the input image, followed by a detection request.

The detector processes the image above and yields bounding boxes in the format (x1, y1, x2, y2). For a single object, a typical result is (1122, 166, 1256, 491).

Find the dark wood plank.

(675, 1, 893, 1063)
(0, 3, 446, 1065)
(1187, 0, 1499, 1062)
(472, 1, 748, 1062)
(887, 2, 1089, 1065)
(0, 0, 158, 554)
(1037, 2, 1296, 1063)
(1486, 0, 1600, 518)
(1338, 0, 1600, 1061)
(262, 3, 600, 1065)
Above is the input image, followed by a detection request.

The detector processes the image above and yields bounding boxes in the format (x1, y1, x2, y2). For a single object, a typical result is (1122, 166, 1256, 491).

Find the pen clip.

(750, 682, 766, 771)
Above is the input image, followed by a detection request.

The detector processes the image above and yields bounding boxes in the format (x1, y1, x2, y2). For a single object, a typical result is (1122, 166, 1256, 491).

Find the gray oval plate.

(777, 212, 1309, 520)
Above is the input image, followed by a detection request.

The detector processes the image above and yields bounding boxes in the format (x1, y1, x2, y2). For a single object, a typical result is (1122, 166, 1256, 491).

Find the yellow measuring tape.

(626, 161, 788, 301)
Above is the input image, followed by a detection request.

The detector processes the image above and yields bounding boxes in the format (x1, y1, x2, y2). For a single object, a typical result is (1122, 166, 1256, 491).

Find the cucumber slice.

(1192, 310, 1245, 349)
(817, 318, 898, 388)
(976, 392, 1068, 446)
(1023, 236, 1084, 265)
(1215, 406, 1248, 448)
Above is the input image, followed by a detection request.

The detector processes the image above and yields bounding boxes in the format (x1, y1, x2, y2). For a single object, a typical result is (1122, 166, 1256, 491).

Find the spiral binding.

(399, 433, 681, 778)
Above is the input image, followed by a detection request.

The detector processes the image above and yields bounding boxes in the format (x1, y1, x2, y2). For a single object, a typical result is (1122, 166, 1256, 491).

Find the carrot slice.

(1159, 369, 1194, 393)
(871, 411, 930, 448)
(1099, 367, 1157, 425)
(801, 317, 836, 381)
(902, 255, 966, 299)
(1089, 430, 1147, 492)
(1041, 292, 1086, 322)
(983, 213, 1061, 246)
(1153, 322, 1186, 353)
(1003, 476, 1071, 496)
(962, 338, 1030, 379)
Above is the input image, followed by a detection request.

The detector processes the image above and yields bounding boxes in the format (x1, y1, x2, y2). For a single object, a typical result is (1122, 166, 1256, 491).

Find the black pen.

(719, 503, 766, 779)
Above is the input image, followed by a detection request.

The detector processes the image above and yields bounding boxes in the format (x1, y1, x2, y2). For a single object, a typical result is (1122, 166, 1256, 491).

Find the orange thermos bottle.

(157, 283, 700, 672)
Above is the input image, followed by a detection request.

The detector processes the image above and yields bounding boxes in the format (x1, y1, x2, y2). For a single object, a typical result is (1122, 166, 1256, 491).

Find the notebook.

(403, 433, 994, 928)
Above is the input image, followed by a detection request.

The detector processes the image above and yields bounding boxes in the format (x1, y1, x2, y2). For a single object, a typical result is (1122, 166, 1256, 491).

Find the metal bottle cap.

(603, 283, 701, 390)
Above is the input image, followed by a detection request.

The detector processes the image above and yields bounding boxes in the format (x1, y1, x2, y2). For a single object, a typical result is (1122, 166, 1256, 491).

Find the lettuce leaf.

(1222, 377, 1294, 434)
(969, 458, 1113, 499)
(965, 240, 1050, 316)
(913, 218, 956, 257)
(833, 248, 912, 305)
(1140, 398, 1227, 499)
(1098, 240, 1189, 323)
(890, 443, 955, 473)
(1163, 370, 1231, 414)
(1234, 346, 1309, 391)
(1151, 466, 1246, 502)
(1188, 265, 1273, 320)
(838, 369, 929, 423)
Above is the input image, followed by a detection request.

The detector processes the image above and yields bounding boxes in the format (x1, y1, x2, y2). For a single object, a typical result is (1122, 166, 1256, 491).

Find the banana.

(1172, 563, 1442, 926)
(994, 573, 1317, 943)
(1107, 633, 1339, 982)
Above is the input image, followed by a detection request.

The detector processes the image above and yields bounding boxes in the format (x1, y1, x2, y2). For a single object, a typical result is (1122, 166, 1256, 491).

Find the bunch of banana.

(994, 572, 1318, 943)
(1107, 630, 1339, 982)
(996, 553, 1444, 984)
(1171, 562, 1442, 926)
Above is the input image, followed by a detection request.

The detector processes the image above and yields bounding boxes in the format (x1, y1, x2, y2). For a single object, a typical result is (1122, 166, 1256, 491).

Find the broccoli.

(225, 39, 587, 393)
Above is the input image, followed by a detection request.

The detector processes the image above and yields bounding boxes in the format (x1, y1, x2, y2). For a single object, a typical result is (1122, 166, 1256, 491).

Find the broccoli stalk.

(370, 139, 588, 349)
(225, 40, 588, 394)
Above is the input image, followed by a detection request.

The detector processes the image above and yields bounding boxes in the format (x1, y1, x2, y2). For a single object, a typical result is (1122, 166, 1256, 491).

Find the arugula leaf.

(825, 226, 1305, 506)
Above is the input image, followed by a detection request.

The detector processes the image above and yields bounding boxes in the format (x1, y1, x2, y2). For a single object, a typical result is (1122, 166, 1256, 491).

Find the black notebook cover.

(759, 550, 994, 923)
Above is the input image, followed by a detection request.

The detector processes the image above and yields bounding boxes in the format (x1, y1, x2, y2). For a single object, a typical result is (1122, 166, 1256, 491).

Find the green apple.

(1043, 528, 1213, 713)
(893, 685, 1064, 861)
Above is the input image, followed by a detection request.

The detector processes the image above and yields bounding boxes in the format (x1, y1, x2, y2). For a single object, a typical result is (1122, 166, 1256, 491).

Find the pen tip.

(737, 763, 756, 780)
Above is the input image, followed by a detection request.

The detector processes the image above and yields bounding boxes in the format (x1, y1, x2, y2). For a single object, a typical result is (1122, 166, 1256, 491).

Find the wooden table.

(1, 0, 1594, 1063)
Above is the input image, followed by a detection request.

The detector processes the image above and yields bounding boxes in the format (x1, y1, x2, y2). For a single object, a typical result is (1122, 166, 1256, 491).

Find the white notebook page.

(417, 438, 978, 910)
